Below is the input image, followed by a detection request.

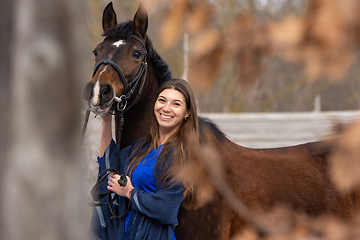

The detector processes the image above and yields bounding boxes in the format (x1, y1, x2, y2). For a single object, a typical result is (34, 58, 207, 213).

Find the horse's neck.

(115, 70, 159, 149)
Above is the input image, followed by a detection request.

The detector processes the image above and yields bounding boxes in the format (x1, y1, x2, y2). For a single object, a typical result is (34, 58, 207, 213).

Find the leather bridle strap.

(91, 35, 148, 98)
(92, 59, 128, 94)
(88, 35, 148, 219)
(89, 167, 130, 219)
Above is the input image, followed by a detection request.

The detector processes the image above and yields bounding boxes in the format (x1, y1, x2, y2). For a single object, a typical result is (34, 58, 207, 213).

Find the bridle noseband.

(83, 35, 148, 219)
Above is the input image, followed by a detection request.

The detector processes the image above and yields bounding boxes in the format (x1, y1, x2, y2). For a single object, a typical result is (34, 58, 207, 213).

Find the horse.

(83, 2, 356, 239)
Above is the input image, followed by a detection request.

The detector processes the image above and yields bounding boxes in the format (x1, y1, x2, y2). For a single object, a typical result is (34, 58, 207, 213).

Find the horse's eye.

(93, 49, 98, 57)
(133, 51, 141, 59)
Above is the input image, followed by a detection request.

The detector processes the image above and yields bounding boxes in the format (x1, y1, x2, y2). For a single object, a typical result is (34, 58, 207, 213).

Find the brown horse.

(83, 2, 171, 148)
(83, 2, 356, 239)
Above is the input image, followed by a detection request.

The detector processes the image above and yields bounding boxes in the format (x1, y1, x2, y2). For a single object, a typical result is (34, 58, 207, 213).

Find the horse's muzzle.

(83, 81, 115, 115)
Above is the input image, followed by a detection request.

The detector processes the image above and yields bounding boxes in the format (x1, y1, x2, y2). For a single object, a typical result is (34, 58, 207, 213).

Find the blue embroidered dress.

(124, 145, 176, 240)
(91, 139, 184, 240)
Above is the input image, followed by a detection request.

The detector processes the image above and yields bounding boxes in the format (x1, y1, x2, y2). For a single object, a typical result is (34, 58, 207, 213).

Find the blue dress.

(91, 140, 184, 240)
(124, 145, 176, 240)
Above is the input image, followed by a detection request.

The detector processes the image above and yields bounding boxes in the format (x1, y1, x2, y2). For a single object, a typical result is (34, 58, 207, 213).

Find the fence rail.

(201, 111, 360, 148)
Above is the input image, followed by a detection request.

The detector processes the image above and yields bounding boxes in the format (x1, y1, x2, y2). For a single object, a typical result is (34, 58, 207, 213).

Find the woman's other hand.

(107, 173, 134, 199)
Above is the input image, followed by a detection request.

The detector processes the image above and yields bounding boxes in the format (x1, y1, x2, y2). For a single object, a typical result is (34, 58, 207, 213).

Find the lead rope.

(89, 100, 131, 219)
(85, 35, 147, 219)
(85, 83, 144, 219)
(107, 103, 131, 219)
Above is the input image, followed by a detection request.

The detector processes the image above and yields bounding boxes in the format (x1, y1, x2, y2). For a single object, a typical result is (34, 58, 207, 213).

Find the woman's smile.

(159, 113, 174, 120)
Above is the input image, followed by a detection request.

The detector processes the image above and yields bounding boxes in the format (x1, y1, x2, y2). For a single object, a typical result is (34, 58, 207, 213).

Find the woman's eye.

(133, 51, 141, 59)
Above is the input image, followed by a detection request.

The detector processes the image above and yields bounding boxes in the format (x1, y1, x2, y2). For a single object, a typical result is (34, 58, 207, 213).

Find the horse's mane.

(103, 20, 172, 86)
(198, 116, 227, 143)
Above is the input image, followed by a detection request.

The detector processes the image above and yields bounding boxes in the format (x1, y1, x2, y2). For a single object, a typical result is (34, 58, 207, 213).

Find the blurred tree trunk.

(0, 0, 13, 238)
(2, 0, 89, 239)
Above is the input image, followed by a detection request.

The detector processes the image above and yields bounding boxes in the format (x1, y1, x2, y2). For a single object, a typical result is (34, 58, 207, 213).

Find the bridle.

(91, 35, 148, 113)
(81, 35, 148, 219)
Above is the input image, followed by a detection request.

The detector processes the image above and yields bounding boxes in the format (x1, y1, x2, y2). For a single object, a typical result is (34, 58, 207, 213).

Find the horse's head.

(83, 2, 148, 115)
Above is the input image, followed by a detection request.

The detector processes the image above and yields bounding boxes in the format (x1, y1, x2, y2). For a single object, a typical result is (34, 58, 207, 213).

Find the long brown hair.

(127, 78, 199, 194)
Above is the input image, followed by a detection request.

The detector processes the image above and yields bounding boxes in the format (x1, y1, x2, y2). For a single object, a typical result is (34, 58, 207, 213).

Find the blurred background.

(84, 0, 360, 152)
(2, 0, 360, 239)
(87, 0, 360, 113)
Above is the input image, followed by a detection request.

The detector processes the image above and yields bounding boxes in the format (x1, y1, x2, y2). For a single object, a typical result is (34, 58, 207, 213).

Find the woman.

(91, 78, 199, 240)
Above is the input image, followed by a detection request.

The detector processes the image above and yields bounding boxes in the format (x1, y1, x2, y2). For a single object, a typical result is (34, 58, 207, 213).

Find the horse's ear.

(102, 2, 117, 32)
(133, 3, 148, 38)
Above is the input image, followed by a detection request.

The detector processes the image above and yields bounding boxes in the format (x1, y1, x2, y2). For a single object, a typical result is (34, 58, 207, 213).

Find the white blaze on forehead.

(92, 80, 100, 105)
(99, 66, 107, 76)
(113, 39, 126, 47)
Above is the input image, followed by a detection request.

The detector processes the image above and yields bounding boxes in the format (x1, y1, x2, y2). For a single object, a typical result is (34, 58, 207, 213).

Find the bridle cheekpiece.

(91, 35, 148, 113)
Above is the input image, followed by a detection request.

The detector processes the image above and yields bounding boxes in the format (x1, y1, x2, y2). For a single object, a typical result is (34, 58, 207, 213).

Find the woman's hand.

(101, 112, 112, 124)
(107, 173, 134, 199)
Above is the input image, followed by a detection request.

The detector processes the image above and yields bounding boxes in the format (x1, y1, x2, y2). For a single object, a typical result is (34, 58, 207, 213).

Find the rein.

(82, 35, 148, 219)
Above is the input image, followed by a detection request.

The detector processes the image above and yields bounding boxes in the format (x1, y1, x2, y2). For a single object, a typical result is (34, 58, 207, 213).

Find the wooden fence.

(201, 111, 360, 148)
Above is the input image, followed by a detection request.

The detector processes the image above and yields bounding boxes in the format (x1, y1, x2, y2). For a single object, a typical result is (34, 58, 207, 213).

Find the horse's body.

(176, 128, 355, 238)
(84, 2, 356, 239)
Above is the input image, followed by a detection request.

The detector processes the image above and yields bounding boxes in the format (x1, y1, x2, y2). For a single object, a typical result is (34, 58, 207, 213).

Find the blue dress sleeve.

(90, 139, 139, 240)
(130, 181, 185, 226)
(98, 139, 137, 174)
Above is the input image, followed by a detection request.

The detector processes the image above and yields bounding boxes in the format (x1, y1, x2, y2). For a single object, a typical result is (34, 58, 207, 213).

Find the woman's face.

(154, 88, 190, 135)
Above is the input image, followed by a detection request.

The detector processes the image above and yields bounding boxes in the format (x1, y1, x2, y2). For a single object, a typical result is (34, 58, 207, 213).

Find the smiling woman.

(92, 78, 199, 240)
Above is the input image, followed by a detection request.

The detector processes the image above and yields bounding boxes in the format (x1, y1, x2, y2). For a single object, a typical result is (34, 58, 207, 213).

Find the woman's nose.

(163, 103, 171, 112)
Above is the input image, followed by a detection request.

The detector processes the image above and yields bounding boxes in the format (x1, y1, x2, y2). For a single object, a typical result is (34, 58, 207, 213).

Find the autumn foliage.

(156, 0, 360, 239)
(158, 0, 360, 87)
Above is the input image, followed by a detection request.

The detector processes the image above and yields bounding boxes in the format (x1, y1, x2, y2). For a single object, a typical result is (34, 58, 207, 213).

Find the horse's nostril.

(101, 84, 114, 102)
(83, 82, 94, 101)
